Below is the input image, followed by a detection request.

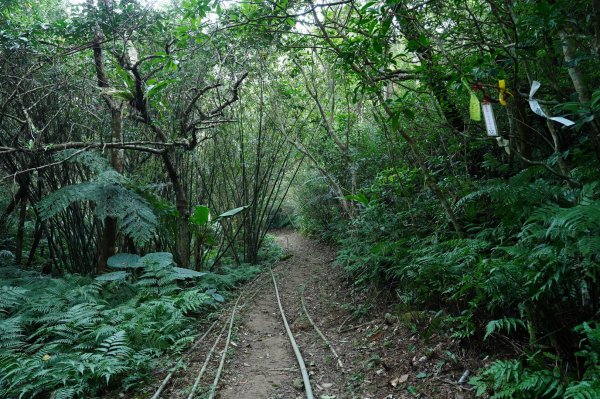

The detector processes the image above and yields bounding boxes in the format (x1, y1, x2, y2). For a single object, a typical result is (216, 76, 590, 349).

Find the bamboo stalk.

(150, 319, 218, 399)
(187, 322, 229, 399)
(207, 294, 242, 399)
(301, 290, 344, 370)
(270, 267, 315, 399)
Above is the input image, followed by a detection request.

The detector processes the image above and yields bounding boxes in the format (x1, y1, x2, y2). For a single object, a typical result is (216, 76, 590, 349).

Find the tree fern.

(37, 173, 158, 245)
(37, 151, 158, 245)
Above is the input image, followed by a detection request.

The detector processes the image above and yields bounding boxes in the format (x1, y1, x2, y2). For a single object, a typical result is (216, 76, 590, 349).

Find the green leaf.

(206, 288, 224, 302)
(390, 113, 400, 130)
(217, 205, 249, 219)
(345, 192, 370, 206)
(107, 253, 142, 269)
(484, 318, 525, 340)
(141, 252, 174, 267)
(95, 271, 130, 281)
(190, 205, 210, 226)
(102, 88, 134, 101)
(145, 79, 178, 100)
(402, 107, 415, 120)
(172, 267, 206, 279)
(114, 62, 134, 91)
(373, 40, 383, 54)
(360, 1, 377, 11)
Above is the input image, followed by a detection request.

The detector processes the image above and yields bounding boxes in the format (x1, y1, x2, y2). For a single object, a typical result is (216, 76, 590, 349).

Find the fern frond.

(97, 330, 132, 358)
(485, 318, 526, 340)
(565, 380, 600, 399)
(0, 286, 28, 313)
(37, 173, 158, 245)
(0, 316, 24, 350)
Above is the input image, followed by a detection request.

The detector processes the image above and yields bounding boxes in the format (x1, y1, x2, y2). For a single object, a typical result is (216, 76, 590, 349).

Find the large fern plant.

(0, 252, 215, 398)
(37, 151, 158, 244)
(465, 181, 600, 398)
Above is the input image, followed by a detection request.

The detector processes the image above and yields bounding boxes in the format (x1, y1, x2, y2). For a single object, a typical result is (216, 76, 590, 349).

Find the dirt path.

(219, 230, 338, 399)
(149, 230, 481, 399)
(218, 230, 481, 399)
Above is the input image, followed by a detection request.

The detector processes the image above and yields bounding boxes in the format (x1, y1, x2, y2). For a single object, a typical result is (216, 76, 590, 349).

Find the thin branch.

(1, 146, 92, 183)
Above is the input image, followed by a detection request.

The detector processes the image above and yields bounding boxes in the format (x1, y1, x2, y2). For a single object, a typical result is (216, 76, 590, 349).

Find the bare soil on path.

(149, 230, 483, 399)
(217, 230, 482, 399)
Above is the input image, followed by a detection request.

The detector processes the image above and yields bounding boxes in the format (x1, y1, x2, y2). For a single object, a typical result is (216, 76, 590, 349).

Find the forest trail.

(218, 230, 341, 399)
(151, 230, 478, 399)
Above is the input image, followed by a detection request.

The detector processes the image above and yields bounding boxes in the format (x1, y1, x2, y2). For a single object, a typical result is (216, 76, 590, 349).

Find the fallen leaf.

(389, 374, 409, 387)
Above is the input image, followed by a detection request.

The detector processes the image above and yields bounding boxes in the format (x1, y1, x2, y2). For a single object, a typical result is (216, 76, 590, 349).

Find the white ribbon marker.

(529, 81, 575, 126)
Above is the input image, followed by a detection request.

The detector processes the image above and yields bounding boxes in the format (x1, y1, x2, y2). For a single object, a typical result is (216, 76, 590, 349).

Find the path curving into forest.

(150, 230, 479, 399)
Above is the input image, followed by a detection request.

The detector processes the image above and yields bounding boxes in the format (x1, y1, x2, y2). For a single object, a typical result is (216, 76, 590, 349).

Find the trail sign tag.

(482, 103, 498, 137)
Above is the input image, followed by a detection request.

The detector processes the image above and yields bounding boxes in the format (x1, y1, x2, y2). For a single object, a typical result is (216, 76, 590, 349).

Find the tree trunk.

(560, 31, 590, 102)
(510, 93, 533, 159)
(559, 30, 600, 161)
(93, 24, 125, 273)
(97, 109, 124, 273)
(26, 218, 44, 267)
(15, 196, 27, 265)
(194, 236, 204, 270)
(0, 178, 29, 231)
(163, 152, 191, 268)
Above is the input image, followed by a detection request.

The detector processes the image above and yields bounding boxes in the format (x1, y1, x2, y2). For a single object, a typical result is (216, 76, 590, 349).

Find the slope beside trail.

(151, 229, 481, 398)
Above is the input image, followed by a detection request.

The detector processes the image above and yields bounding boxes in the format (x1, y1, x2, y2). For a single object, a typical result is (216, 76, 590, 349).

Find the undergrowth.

(302, 165, 600, 398)
(0, 245, 269, 398)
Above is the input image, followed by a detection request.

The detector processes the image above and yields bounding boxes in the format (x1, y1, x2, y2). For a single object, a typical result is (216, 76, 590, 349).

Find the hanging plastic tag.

(498, 80, 508, 105)
(528, 81, 574, 126)
(469, 92, 481, 121)
(496, 137, 511, 155)
(482, 102, 498, 136)
(462, 78, 480, 121)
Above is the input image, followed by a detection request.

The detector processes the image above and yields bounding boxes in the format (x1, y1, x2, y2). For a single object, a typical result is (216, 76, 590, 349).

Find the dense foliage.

(2, 0, 600, 397)
(0, 247, 276, 397)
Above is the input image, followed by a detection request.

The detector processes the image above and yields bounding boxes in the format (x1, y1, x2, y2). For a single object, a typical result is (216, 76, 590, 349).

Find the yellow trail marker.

(498, 79, 511, 106)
